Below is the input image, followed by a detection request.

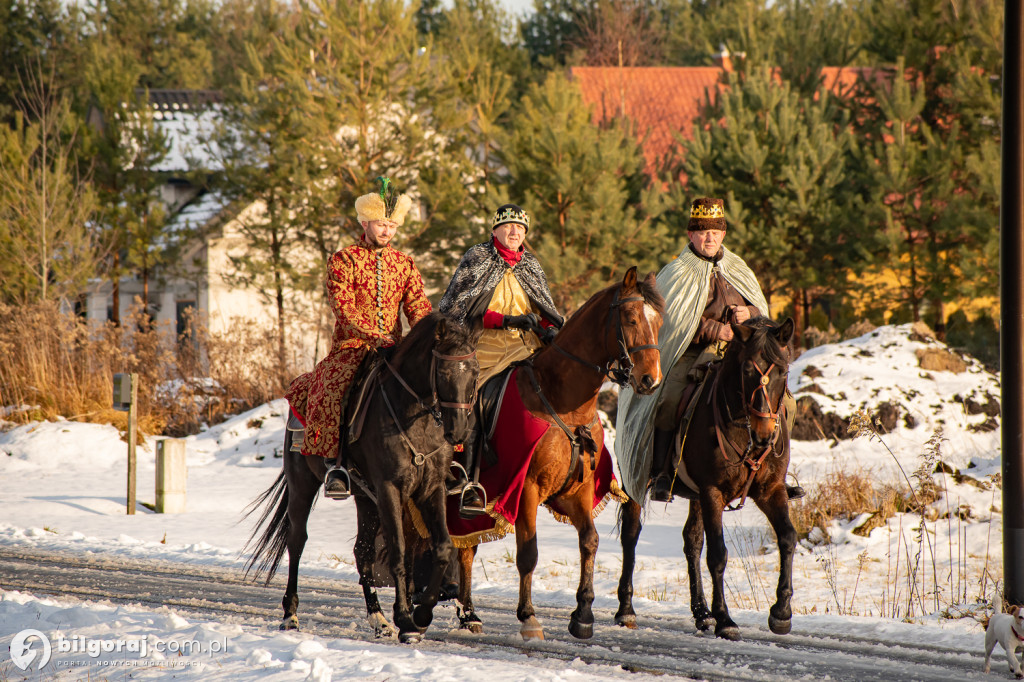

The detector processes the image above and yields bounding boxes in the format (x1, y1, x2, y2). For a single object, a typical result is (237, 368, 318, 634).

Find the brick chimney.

(712, 44, 732, 72)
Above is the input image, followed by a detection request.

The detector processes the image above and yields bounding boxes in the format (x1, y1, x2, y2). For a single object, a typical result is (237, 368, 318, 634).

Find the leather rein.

(379, 347, 477, 466)
(709, 356, 787, 511)
(549, 289, 659, 388)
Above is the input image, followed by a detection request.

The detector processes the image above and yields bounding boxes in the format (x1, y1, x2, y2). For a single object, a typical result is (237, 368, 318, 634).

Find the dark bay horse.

(615, 316, 797, 641)
(456, 266, 664, 641)
(244, 313, 481, 643)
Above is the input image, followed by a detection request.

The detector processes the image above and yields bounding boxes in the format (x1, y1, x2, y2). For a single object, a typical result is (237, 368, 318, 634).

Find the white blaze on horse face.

(641, 303, 663, 384)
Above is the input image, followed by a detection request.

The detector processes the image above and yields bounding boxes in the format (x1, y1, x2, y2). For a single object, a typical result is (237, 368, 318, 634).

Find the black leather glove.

(503, 313, 540, 332)
(539, 325, 558, 344)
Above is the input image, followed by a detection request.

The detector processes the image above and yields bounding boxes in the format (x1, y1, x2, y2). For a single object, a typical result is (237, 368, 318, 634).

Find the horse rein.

(380, 347, 477, 465)
(709, 356, 787, 511)
(550, 289, 659, 388)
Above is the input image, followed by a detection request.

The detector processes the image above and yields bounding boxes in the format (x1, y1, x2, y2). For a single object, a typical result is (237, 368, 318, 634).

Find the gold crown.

(690, 203, 725, 219)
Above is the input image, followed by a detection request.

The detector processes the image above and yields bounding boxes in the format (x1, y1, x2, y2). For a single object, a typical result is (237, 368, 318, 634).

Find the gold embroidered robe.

(286, 238, 432, 458)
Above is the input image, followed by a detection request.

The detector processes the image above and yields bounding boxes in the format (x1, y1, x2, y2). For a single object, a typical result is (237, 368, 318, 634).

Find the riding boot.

(649, 427, 675, 503)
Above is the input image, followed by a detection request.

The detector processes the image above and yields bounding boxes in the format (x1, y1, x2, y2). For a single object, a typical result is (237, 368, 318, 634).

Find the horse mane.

(731, 316, 790, 367)
(389, 311, 471, 368)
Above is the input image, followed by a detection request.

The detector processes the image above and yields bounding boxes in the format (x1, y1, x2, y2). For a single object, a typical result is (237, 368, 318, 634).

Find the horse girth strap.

(520, 363, 600, 495)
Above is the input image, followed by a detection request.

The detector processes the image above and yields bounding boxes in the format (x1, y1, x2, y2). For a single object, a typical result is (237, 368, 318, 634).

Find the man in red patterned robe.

(286, 179, 432, 499)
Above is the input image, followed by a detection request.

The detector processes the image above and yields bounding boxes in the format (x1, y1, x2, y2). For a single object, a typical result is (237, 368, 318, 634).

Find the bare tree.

(572, 0, 664, 67)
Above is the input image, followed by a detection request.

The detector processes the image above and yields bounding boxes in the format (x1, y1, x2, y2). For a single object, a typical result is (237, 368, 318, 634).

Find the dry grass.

(0, 301, 294, 436)
(788, 466, 943, 541)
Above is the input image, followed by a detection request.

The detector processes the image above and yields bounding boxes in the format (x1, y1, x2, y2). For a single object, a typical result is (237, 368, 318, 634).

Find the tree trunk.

(112, 252, 121, 326)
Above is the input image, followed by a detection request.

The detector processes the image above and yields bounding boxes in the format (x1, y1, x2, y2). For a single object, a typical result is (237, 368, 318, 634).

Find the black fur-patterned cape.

(438, 240, 564, 327)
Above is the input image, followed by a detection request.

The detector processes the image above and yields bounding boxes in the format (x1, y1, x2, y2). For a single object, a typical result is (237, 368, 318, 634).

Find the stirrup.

(446, 461, 470, 496)
(458, 483, 488, 519)
(324, 466, 351, 500)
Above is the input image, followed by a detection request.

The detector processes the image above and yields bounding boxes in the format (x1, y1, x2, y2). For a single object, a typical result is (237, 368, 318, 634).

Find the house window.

(176, 301, 196, 338)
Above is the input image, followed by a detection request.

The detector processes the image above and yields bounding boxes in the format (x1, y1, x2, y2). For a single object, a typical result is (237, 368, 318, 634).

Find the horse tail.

(242, 470, 291, 586)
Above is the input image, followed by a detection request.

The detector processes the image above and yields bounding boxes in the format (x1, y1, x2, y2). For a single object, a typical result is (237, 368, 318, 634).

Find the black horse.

(615, 316, 798, 641)
(245, 313, 481, 643)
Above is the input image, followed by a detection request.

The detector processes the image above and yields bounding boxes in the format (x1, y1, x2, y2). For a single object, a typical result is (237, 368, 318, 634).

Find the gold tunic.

(476, 269, 542, 386)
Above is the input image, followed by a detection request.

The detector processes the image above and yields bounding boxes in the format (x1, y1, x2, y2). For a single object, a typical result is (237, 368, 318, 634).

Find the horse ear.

(776, 317, 795, 346)
(435, 316, 448, 340)
(469, 316, 484, 343)
(732, 322, 754, 343)
(622, 266, 638, 291)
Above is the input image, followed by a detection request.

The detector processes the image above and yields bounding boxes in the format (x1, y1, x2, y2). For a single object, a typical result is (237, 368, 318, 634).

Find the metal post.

(1003, 0, 1024, 608)
(127, 372, 138, 515)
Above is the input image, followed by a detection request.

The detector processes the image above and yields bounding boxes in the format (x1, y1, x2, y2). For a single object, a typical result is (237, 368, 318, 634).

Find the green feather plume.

(376, 176, 397, 218)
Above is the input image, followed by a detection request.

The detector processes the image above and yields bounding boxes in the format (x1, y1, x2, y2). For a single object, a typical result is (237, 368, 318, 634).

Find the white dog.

(985, 606, 1024, 678)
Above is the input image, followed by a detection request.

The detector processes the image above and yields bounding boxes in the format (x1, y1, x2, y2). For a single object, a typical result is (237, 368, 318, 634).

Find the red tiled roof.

(570, 65, 886, 178)
(570, 66, 725, 175)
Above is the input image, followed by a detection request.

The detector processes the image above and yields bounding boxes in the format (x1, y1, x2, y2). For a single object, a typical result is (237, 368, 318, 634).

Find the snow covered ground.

(0, 323, 1006, 680)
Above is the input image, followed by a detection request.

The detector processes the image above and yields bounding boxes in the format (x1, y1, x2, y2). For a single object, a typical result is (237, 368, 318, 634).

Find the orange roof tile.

(570, 66, 887, 179)
(570, 66, 725, 176)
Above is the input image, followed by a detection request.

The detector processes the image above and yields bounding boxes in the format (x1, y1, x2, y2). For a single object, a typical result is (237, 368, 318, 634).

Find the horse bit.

(382, 348, 477, 465)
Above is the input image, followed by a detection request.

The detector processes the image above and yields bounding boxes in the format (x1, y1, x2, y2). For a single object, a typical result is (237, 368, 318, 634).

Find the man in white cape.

(615, 197, 801, 505)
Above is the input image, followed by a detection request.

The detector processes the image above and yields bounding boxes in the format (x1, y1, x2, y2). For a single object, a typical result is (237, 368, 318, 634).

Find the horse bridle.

(743, 359, 785, 442)
(381, 347, 477, 464)
(709, 354, 788, 511)
(551, 289, 659, 388)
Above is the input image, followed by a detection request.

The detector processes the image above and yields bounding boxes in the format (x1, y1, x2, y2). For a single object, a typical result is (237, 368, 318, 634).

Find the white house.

(84, 90, 331, 370)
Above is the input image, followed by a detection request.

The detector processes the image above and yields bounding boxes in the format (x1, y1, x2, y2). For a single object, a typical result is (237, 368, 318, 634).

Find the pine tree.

(490, 71, 669, 310)
(208, 0, 486, 367)
(83, 35, 171, 325)
(850, 0, 1002, 336)
(680, 66, 861, 338)
(0, 63, 97, 306)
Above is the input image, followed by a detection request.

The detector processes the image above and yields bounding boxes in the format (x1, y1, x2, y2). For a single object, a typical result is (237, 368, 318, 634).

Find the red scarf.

(493, 236, 523, 267)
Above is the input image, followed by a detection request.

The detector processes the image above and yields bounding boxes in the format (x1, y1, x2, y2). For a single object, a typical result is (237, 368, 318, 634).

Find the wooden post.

(127, 372, 138, 515)
(155, 439, 187, 513)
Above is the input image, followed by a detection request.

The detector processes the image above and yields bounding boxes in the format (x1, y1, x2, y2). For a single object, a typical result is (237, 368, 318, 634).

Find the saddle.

(346, 351, 388, 442)
(667, 360, 720, 496)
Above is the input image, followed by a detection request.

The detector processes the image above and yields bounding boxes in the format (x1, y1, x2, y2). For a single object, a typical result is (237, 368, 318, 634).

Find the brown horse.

(615, 316, 797, 640)
(455, 266, 664, 641)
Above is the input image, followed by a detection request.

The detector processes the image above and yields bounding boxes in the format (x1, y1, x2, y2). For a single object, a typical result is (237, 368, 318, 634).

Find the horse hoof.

(568, 615, 594, 640)
(768, 615, 792, 635)
(461, 621, 483, 634)
(413, 604, 434, 630)
(694, 615, 715, 632)
(368, 612, 395, 639)
(615, 613, 637, 629)
(398, 631, 422, 644)
(459, 613, 483, 633)
(280, 615, 299, 631)
(716, 626, 742, 641)
(520, 616, 545, 641)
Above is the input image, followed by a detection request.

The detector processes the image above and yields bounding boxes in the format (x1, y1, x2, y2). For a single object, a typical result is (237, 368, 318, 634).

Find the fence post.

(155, 439, 187, 514)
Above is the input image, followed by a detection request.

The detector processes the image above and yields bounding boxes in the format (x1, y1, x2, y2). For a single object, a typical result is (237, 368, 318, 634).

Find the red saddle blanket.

(446, 367, 619, 548)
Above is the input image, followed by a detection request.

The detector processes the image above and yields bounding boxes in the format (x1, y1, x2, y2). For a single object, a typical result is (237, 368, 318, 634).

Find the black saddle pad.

(478, 367, 515, 443)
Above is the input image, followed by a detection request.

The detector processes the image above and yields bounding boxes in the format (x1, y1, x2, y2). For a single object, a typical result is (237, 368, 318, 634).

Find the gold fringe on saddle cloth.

(404, 479, 628, 549)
